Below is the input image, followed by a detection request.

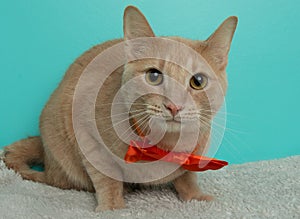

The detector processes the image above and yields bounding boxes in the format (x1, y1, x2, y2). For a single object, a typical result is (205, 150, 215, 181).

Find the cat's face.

(120, 7, 237, 150)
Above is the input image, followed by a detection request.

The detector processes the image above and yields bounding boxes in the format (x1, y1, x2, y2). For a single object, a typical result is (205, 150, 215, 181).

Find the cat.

(3, 6, 237, 211)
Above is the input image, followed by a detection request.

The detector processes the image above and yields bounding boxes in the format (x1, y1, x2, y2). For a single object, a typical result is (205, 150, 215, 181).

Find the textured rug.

(0, 152, 299, 219)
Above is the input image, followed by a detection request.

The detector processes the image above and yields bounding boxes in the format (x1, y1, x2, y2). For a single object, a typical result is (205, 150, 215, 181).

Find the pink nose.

(164, 103, 183, 116)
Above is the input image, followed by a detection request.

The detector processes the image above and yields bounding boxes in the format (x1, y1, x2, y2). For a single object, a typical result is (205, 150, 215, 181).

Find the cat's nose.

(164, 103, 183, 117)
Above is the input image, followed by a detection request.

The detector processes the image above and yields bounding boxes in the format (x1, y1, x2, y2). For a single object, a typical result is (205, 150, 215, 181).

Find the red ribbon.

(124, 140, 228, 172)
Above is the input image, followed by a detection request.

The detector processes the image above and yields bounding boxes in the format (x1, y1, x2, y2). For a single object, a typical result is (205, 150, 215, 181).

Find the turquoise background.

(1, 0, 299, 164)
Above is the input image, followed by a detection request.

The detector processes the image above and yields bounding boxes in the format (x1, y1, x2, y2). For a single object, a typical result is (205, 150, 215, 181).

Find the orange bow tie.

(124, 140, 228, 172)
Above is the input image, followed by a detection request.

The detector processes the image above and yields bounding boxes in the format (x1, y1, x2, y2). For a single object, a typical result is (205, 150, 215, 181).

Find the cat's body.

(3, 6, 237, 211)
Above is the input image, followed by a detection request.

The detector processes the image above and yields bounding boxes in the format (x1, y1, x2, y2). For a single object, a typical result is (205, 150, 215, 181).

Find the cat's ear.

(204, 16, 238, 71)
(123, 6, 155, 40)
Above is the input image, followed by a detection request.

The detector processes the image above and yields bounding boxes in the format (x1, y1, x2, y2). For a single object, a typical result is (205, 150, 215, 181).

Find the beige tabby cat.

(3, 6, 237, 211)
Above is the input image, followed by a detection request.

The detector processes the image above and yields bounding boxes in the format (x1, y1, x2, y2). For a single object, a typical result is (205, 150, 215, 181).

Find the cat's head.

(120, 6, 237, 151)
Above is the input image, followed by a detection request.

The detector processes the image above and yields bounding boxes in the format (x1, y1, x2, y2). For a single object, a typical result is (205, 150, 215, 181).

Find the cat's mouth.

(139, 115, 201, 152)
(166, 119, 181, 124)
(165, 116, 195, 124)
(152, 115, 197, 125)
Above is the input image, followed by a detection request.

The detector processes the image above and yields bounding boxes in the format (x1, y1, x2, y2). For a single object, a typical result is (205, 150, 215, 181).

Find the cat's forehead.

(126, 36, 215, 78)
(165, 36, 207, 51)
(157, 37, 215, 78)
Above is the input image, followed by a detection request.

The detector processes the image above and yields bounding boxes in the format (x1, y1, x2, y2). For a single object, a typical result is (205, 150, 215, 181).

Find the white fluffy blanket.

(0, 152, 299, 219)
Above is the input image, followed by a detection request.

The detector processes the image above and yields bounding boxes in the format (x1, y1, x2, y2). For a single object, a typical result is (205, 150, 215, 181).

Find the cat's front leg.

(93, 177, 125, 212)
(83, 159, 125, 211)
(173, 171, 214, 202)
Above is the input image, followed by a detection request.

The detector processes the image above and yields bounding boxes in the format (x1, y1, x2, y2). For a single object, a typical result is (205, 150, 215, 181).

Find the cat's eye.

(145, 68, 163, 86)
(190, 73, 208, 90)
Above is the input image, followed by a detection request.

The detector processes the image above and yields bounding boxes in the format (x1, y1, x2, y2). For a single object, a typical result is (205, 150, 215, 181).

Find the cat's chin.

(165, 120, 184, 133)
(151, 118, 182, 133)
(149, 117, 199, 133)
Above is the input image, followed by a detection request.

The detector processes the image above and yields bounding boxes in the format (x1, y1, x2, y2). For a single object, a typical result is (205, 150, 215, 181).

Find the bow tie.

(124, 140, 228, 172)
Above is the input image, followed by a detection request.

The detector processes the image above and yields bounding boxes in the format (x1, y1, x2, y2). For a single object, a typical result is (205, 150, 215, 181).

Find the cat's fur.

(3, 6, 237, 211)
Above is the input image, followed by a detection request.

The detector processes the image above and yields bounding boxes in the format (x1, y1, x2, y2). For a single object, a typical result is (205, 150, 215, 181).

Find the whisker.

(201, 113, 248, 135)
(199, 109, 243, 117)
(197, 116, 247, 163)
(110, 114, 150, 148)
(136, 116, 151, 137)
(73, 108, 146, 123)
(97, 109, 145, 120)
(122, 114, 150, 142)
(198, 114, 241, 135)
(98, 102, 150, 106)
(102, 111, 148, 132)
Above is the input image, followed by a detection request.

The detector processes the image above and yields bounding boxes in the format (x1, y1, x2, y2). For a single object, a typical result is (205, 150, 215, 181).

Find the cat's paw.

(179, 192, 214, 202)
(95, 201, 126, 212)
(193, 193, 214, 202)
